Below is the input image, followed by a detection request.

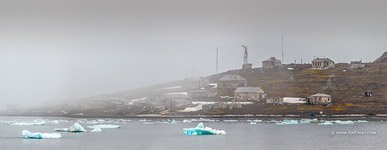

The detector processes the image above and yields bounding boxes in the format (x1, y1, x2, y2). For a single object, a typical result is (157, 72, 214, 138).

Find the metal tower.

(242, 45, 248, 65)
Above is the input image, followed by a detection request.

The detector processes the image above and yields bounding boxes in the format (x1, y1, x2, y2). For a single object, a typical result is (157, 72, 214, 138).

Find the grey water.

(0, 117, 385, 150)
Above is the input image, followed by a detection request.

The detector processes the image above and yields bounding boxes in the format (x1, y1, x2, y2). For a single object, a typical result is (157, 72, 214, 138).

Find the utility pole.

(216, 48, 219, 75)
(282, 36, 284, 64)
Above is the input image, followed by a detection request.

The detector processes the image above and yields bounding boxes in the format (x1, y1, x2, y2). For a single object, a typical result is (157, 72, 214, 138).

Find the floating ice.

(223, 120, 238, 123)
(250, 122, 257, 125)
(171, 119, 177, 124)
(22, 130, 61, 139)
(276, 120, 300, 125)
(355, 120, 368, 123)
(8, 120, 46, 126)
(88, 124, 120, 129)
(55, 123, 87, 132)
(182, 119, 192, 123)
(183, 122, 226, 136)
(143, 122, 154, 125)
(90, 127, 102, 132)
(318, 120, 355, 125)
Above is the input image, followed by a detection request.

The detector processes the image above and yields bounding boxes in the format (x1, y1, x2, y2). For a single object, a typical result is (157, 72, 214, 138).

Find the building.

(307, 93, 332, 105)
(312, 58, 335, 70)
(217, 75, 247, 97)
(182, 77, 209, 90)
(234, 87, 266, 101)
(266, 98, 284, 105)
(262, 57, 282, 69)
(350, 60, 365, 69)
(188, 89, 217, 100)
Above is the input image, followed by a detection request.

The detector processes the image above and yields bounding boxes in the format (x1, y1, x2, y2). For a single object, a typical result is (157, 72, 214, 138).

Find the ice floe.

(318, 120, 355, 125)
(90, 127, 102, 132)
(22, 130, 62, 139)
(88, 124, 120, 129)
(276, 119, 318, 125)
(223, 120, 238, 123)
(7, 120, 46, 126)
(54, 123, 87, 132)
(183, 122, 226, 136)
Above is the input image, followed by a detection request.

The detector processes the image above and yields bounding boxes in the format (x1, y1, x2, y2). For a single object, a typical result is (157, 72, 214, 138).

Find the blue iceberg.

(54, 123, 87, 132)
(22, 130, 61, 139)
(183, 123, 226, 136)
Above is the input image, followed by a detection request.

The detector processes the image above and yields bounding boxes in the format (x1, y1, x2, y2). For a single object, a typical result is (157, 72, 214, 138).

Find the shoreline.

(1, 114, 387, 120)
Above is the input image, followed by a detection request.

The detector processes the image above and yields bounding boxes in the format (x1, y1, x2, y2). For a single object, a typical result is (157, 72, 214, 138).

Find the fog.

(0, 0, 386, 108)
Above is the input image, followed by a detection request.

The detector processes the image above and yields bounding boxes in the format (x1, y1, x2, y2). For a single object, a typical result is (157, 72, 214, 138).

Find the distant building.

(307, 93, 332, 105)
(182, 77, 208, 90)
(188, 89, 217, 100)
(312, 58, 335, 70)
(217, 75, 247, 97)
(266, 97, 284, 105)
(234, 87, 266, 101)
(350, 60, 365, 69)
(242, 63, 253, 71)
(262, 57, 282, 69)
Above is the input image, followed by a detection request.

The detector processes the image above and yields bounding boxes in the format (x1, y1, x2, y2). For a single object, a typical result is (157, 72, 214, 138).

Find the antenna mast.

(281, 36, 284, 64)
(216, 48, 219, 75)
(242, 45, 248, 64)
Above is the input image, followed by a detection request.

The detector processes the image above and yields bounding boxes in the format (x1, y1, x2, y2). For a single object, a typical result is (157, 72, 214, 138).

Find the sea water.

(0, 116, 385, 150)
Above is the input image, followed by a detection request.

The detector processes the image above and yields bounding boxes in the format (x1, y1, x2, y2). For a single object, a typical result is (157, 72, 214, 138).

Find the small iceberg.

(276, 120, 300, 125)
(88, 124, 120, 129)
(355, 120, 368, 123)
(54, 123, 87, 132)
(183, 122, 226, 136)
(182, 119, 192, 123)
(22, 130, 61, 139)
(250, 122, 257, 125)
(90, 127, 102, 132)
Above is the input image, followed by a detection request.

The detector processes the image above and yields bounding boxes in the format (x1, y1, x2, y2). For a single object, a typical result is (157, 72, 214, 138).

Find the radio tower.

(242, 45, 248, 64)
(241, 45, 252, 71)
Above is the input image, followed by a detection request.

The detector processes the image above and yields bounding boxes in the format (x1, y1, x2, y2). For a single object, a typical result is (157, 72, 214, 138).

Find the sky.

(0, 0, 387, 108)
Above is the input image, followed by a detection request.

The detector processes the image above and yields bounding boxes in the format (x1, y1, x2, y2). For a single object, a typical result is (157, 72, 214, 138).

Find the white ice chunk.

(8, 120, 46, 126)
(22, 130, 61, 139)
(55, 123, 87, 132)
(318, 120, 355, 125)
(90, 127, 102, 132)
(88, 124, 120, 129)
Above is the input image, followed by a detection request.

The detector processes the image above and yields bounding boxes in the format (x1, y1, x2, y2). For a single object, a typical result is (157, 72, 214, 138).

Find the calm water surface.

(0, 116, 385, 150)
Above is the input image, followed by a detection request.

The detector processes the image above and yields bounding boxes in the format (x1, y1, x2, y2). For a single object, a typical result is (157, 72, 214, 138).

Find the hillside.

(4, 58, 387, 117)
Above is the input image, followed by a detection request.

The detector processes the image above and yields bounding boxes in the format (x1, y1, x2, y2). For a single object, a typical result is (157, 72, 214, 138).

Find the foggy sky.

(1, 0, 387, 108)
